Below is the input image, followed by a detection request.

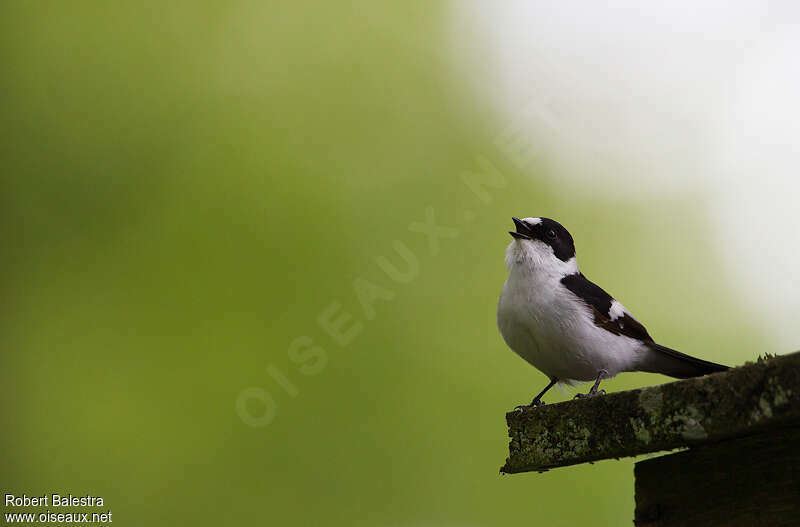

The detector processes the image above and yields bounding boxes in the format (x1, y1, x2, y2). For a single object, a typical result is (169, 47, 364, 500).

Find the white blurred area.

(448, 1, 800, 350)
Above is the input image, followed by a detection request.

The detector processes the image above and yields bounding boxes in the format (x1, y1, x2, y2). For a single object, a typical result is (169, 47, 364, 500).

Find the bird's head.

(506, 217, 577, 275)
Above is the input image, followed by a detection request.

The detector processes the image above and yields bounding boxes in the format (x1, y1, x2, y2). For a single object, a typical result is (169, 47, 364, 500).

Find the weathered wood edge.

(501, 352, 800, 474)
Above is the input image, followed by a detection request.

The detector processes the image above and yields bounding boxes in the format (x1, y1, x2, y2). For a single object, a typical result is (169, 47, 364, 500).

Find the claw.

(574, 389, 605, 399)
(515, 378, 558, 411)
(515, 399, 546, 411)
(574, 370, 608, 399)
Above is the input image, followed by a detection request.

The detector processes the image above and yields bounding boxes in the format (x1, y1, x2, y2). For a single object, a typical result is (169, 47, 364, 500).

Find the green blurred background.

(1, 2, 758, 525)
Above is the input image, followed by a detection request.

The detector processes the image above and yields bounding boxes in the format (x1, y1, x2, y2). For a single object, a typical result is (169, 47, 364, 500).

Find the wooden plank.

(502, 352, 800, 473)
(634, 426, 800, 526)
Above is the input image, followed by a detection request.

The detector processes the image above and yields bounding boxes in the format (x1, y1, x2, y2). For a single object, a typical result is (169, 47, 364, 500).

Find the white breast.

(497, 262, 643, 383)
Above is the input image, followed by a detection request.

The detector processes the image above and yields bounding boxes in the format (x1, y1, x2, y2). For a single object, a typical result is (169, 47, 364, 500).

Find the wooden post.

(501, 352, 800, 526)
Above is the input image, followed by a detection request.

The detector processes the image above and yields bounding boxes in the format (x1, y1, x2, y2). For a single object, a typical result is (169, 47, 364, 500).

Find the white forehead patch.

(609, 300, 625, 321)
(522, 217, 542, 225)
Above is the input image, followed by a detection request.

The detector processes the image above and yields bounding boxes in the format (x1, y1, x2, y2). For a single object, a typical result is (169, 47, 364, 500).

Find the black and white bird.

(497, 217, 729, 408)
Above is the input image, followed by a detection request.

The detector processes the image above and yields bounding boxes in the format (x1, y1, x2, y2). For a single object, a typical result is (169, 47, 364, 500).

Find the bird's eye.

(546, 229, 556, 239)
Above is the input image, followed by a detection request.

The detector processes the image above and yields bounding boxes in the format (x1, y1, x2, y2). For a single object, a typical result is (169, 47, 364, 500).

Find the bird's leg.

(516, 378, 558, 410)
(574, 369, 608, 399)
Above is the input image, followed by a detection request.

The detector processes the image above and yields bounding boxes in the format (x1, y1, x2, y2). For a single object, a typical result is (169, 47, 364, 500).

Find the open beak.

(509, 217, 532, 240)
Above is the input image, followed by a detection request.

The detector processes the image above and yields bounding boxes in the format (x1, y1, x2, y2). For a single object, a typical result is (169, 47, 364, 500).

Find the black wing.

(561, 272, 730, 378)
(560, 272, 653, 343)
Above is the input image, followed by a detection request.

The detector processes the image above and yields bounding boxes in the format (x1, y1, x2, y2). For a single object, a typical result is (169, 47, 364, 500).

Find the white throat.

(505, 239, 578, 279)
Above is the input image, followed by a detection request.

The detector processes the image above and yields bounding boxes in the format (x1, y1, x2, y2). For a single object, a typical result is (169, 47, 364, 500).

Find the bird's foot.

(574, 388, 606, 399)
(574, 369, 608, 399)
(515, 399, 546, 411)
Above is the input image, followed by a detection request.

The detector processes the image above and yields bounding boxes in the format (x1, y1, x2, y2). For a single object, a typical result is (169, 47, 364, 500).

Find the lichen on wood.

(501, 351, 800, 474)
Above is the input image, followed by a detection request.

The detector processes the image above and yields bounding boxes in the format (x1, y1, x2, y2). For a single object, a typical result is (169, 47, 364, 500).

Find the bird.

(497, 216, 729, 408)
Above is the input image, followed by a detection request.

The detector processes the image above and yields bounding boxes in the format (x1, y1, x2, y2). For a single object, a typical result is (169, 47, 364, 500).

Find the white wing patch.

(609, 300, 626, 321)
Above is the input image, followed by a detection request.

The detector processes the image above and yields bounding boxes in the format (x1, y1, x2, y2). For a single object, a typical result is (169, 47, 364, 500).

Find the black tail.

(639, 343, 729, 379)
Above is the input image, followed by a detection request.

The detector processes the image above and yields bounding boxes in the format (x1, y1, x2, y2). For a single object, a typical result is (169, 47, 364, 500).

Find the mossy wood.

(502, 352, 800, 474)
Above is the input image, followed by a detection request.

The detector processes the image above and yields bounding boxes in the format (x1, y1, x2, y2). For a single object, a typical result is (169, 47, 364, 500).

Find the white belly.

(497, 270, 642, 382)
